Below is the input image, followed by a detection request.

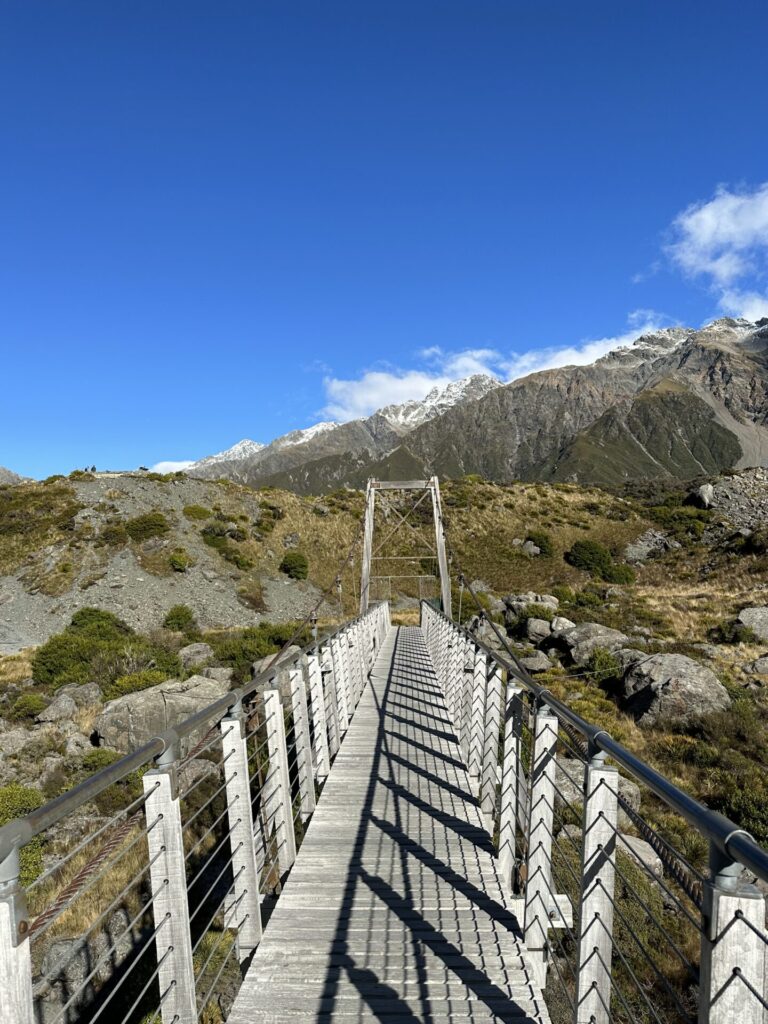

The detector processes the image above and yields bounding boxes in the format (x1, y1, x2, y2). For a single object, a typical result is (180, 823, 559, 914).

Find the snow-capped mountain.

(377, 374, 501, 430)
(270, 422, 339, 449)
(191, 439, 265, 469)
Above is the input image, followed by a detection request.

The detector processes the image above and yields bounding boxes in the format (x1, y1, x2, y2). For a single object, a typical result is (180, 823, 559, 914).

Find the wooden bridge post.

(142, 743, 198, 1024)
(289, 667, 316, 821)
(574, 751, 619, 1024)
(479, 660, 503, 829)
(330, 636, 351, 734)
(468, 647, 486, 796)
(220, 701, 264, 965)
(699, 851, 767, 1024)
(320, 646, 341, 757)
(349, 625, 365, 707)
(264, 690, 297, 874)
(307, 652, 330, 782)
(523, 707, 559, 989)
(0, 845, 34, 1024)
(498, 683, 524, 894)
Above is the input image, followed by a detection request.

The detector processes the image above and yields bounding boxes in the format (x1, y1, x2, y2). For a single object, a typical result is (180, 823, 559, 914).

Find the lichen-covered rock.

(622, 653, 731, 727)
(60, 682, 103, 707)
(559, 622, 630, 666)
(202, 666, 235, 684)
(550, 616, 576, 636)
(178, 642, 214, 669)
(624, 529, 681, 564)
(525, 618, 552, 643)
(735, 607, 768, 642)
(95, 674, 230, 753)
(554, 757, 641, 830)
(37, 693, 77, 724)
(619, 834, 663, 877)
(519, 651, 553, 674)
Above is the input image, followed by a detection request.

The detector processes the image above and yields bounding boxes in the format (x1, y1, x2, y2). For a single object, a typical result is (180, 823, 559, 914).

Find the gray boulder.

(61, 682, 103, 707)
(521, 540, 540, 557)
(37, 693, 77, 724)
(252, 646, 304, 701)
(526, 618, 552, 644)
(179, 642, 214, 669)
(550, 616, 576, 636)
(624, 529, 681, 564)
(735, 607, 768, 642)
(519, 651, 553, 674)
(746, 656, 768, 675)
(0, 727, 32, 757)
(503, 592, 559, 617)
(622, 653, 731, 727)
(64, 732, 92, 756)
(613, 648, 648, 676)
(202, 666, 235, 684)
(620, 835, 663, 878)
(560, 622, 630, 666)
(95, 675, 230, 754)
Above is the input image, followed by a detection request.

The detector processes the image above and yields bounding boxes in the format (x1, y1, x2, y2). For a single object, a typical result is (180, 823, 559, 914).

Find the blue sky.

(2, 1, 768, 478)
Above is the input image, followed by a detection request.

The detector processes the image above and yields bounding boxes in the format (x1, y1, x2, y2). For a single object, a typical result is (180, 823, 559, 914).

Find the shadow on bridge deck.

(227, 626, 550, 1023)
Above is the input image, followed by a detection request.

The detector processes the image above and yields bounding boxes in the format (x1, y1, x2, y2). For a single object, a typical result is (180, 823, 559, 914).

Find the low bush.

(32, 609, 180, 689)
(0, 785, 43, 885)
(9, 693, 48, 720)
(525, 529, 554, 556)
(587, 647, 622, 684)
(163, 604, 200, 637)
(602, 562, 636, 585)
(168, 547, 194, 572)
(99, 521, 128, 546)
(237, 581, 266, 611)
(103, 669, 168, 701)
(183, 504, 212, 521)
(125, 511, 170, 542)
(207, 622, 310, 682)
(565, 539, 634, 584)
(279, 551, 309, 580)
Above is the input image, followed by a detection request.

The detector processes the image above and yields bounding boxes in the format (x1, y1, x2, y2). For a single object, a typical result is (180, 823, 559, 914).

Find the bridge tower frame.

(359, 477, 452, 619)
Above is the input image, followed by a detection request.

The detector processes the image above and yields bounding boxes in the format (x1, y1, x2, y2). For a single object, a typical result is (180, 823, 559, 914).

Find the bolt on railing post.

(142, 740, 197, 1024)
(289, 667, 316, 821)
(264, 689, 297, 875)
(0, 846, 34, 1024)
(479, 660, 503, 830)
(498, 683, 523, 894)
(330, 636, 351, 734)
(573, 748, 619, 1024)
(321, 646, 341, 758)
(523, 706, 559, 990)
(220, 702, 263, 966)
(699, 844, 767, 1024)
(468, 647, 487, 797)
(307, 652, 331, 782)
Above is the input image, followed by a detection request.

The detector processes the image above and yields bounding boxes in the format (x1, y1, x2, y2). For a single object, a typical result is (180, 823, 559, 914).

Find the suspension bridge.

(0, 479, 766, 1024)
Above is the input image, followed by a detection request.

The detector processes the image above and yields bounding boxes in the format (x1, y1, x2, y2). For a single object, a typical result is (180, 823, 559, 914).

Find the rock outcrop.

(621, 654, 731, 727)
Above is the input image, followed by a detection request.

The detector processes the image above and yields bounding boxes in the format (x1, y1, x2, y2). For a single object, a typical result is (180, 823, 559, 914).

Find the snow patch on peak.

(271, 421, 339, 449)
(192, 439, 265, 468)
(378, 374, 501, 430)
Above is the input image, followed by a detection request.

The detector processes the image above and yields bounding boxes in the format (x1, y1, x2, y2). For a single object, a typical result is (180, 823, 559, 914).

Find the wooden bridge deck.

(228, 626, 551, 1023)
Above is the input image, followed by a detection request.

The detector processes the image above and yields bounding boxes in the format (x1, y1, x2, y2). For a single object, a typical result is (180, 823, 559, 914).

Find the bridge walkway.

(228, 626, 551, 1023)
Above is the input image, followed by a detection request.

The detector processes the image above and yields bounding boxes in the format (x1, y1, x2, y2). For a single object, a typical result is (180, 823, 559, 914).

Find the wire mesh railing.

(0, 602, 391, 1024)
(421, 600, 768, 1024)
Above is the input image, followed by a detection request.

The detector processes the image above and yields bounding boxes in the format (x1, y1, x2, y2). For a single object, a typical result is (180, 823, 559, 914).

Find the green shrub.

(183, 504, 212, 521)
(169, 547, 194, 572)
(279, 552, 309, 580)
(587, 647, 622, 684)
(526, 529, 554, 557)
(125, 511, 170, 542)
(99, 521, 128, 546)
(68, 470, 95, 481)
(9, 693, 48, 721)
(565, 539, 613, 577)
(163, 604, 199, 637)
(603, 563, 636, 585)
(224, 548, 253, 570)
(207, 622, 310, 683)
(103, 669, 168, 701)
(0, 785, 44, 885)
(69, 607, 133, 639)
(521, 603, 555, 623)
(32, 610, 179, 689)
(237, 581, 266, 611)
(82, 748, 121, 773)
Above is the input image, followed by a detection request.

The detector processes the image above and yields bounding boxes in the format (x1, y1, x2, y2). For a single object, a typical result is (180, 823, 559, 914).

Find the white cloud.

(149, 460, 195, 473)
(321, 311, 667, 422)
(667, 182, 768, 318)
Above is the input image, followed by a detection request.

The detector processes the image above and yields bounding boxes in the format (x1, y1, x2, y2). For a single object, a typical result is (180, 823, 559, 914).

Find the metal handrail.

(423, 600, 768, 885)
(0, 606, 379, 865)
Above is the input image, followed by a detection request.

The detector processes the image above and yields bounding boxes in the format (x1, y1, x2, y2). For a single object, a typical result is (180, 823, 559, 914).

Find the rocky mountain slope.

(190, 318, 768, 494)
(0, 466, 25, 485)
(189, 373, 501, 489)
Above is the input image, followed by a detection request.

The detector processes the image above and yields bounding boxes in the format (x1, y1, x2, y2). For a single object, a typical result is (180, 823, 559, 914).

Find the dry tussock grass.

(0, 649, 34, 684)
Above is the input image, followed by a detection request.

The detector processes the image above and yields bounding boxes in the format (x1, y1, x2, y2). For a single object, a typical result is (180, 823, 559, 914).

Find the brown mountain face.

(199, 319, 768, 494)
